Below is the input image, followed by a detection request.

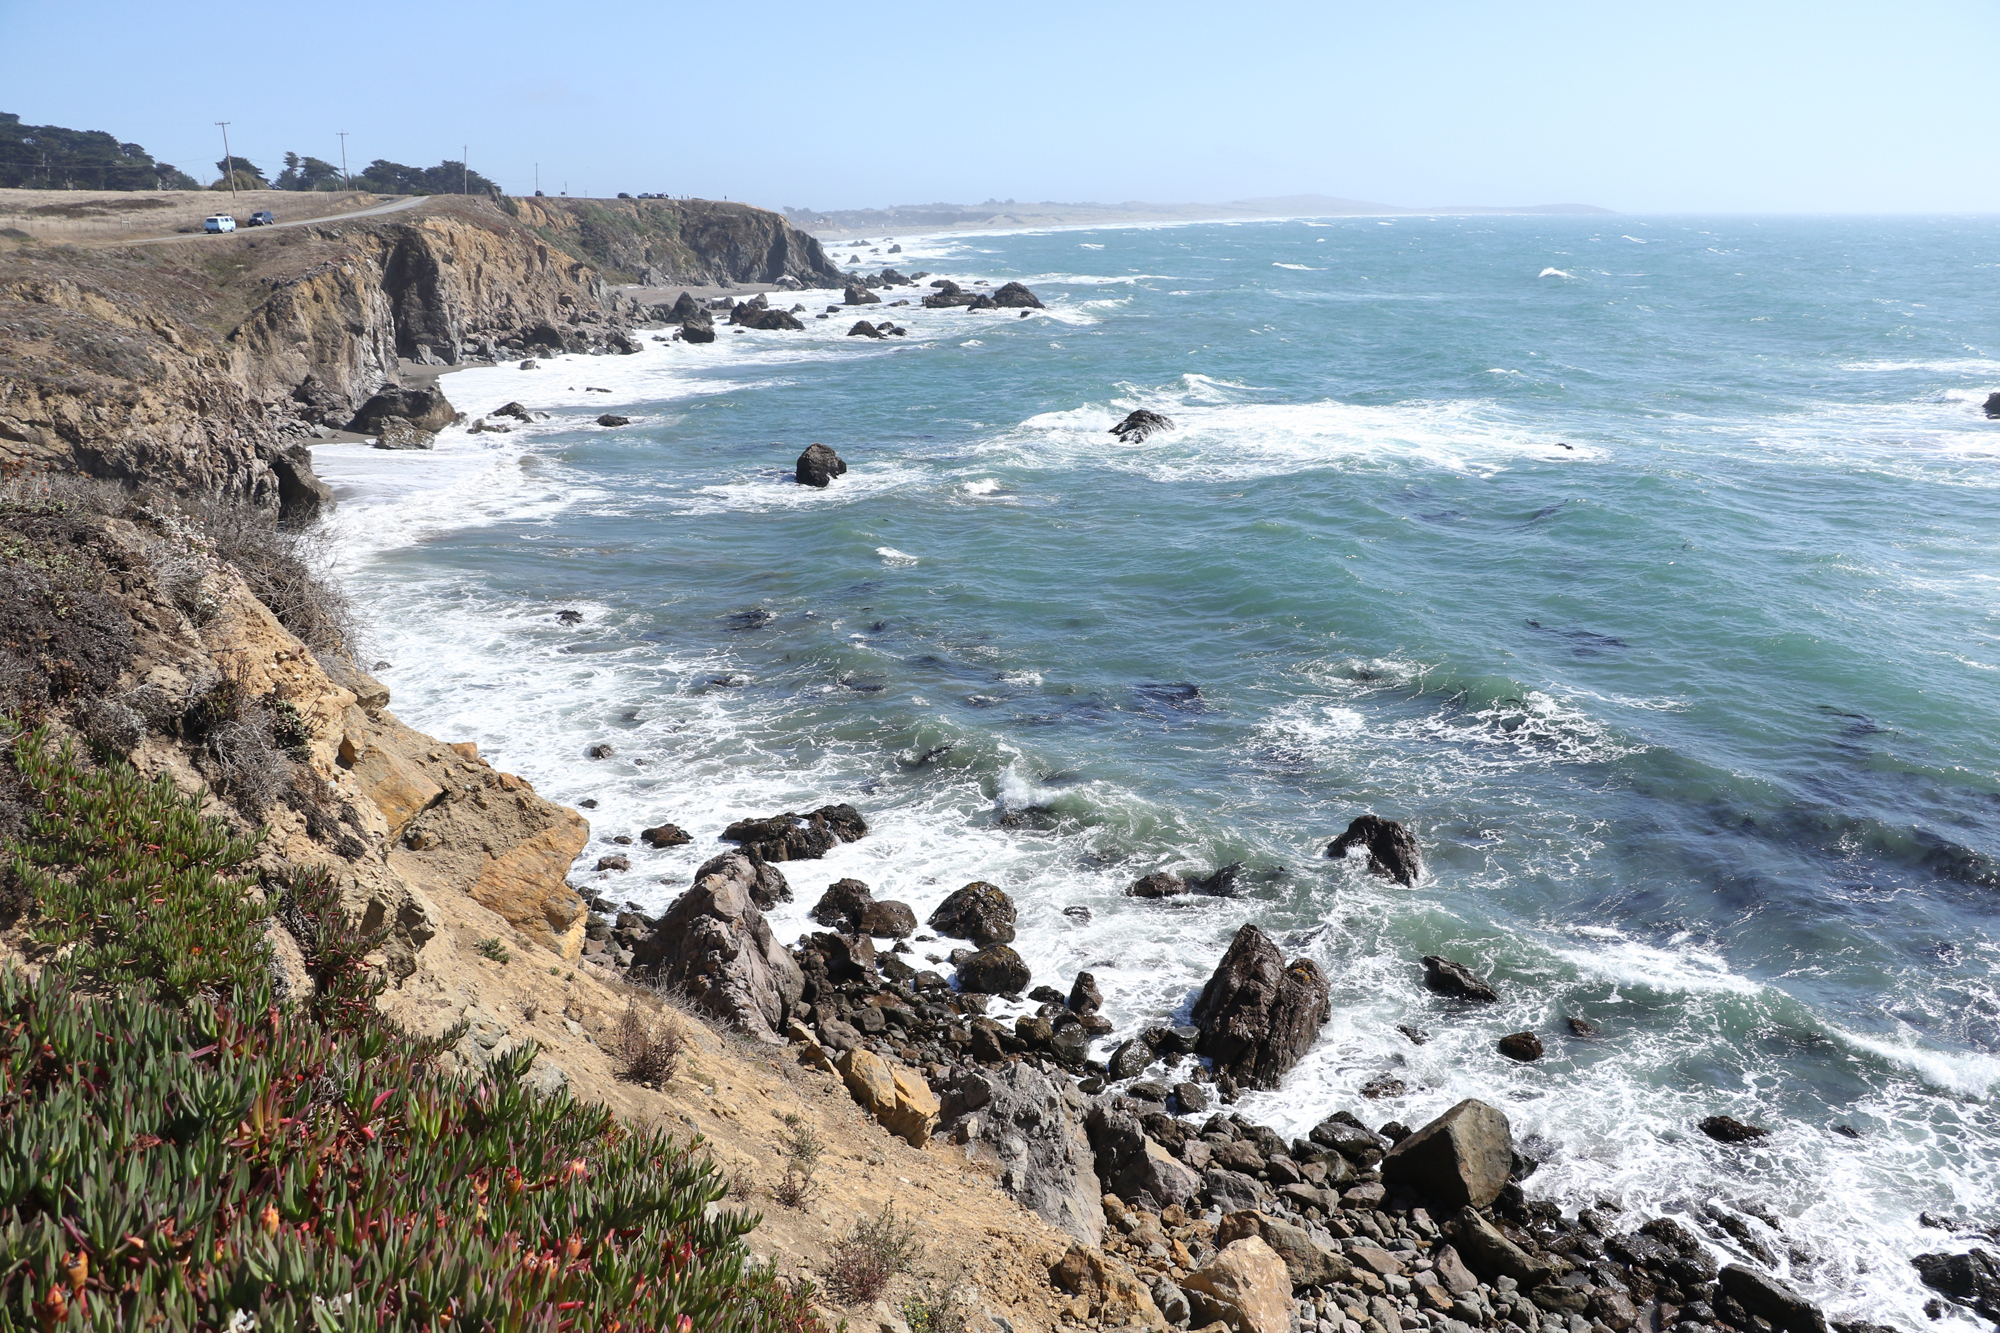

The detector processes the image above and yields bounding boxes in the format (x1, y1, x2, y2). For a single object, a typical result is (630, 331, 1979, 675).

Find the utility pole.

(215, 121, 235, 201)
(462, 144, 468, 194)
(337, 131, 350, 189)
(534, 163, 539, 194)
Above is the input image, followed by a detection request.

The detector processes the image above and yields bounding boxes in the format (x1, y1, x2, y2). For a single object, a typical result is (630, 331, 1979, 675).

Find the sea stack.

(796, 443, 847, 487)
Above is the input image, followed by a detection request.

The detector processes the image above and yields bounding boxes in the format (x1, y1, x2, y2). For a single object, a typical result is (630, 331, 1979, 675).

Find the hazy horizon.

(5, 0, 1997, 216)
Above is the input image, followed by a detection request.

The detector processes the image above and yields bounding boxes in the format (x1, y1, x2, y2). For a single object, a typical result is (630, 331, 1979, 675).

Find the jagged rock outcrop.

(989, 281, 1044, 308)
(720, 803, 866, 859)
(630, 851, 803, 1042)
(1189, 924, 1330, 1089)
(941, 1062, 1106, 1244)
(1325, 813, 1422, 885)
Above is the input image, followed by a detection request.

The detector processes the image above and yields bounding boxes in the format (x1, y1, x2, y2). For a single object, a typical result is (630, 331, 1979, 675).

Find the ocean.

(315, 213, 2000, 1326)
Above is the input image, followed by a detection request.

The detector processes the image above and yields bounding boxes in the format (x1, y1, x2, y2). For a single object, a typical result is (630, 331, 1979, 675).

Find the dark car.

(246, 210, 276, 227)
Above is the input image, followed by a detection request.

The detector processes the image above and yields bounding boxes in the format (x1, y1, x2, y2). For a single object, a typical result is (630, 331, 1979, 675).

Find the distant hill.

(785, 193, 1615, 234)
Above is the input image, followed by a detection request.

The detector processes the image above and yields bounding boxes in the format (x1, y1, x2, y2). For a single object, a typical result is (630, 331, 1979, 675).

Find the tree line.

(1, 111, 499, 195)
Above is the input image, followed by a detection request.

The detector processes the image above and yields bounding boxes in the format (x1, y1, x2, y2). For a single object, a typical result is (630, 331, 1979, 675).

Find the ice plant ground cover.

(0, 725, 826, 1332)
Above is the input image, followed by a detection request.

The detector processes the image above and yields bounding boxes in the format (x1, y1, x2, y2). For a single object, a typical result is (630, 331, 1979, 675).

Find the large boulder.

(1048, 1248, 1168, 1331)
(844, 283, 882, 305)
(1380, 1099, 1513, 1209)
(859, 899, 916, 938)
(348, 384, 457, 435)
(989, 281, 1044, 308)
(1325, 814, 1422, 885)
(1190, 924, 1330, 1089)
(810, 877, 875, 930)
(846, 320, 886, 338)
(838, 1047, 940, 1147)
(1084, 1101, 1200, 1211)
(735, 306, 804, 331)
(928, 880, 1018, 947)
(1717, 1264, 1828, 1333)
(1108, 410, 1174, 443)
(956, 944, 1030, 995)
(922, 280, 972, 308)
(668, 291, 704, 323)
(1422, 954, 1498, 1002)
(1126, 871, 1187, 898)
(1182, 1237, 1292, 1333)
(680, 322, 716, 344)
(942, 1062, 1106, 1244)
(1985, 391, 2000, 419)
(720, 803, 865, 859)
(631, 851, 803, 1042)
(1215, 1212, 1355, 1288)
(372, 419, 434, 450)
(796, 442, 848, 487)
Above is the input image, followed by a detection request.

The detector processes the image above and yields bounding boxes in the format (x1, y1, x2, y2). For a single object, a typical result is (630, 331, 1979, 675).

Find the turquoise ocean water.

(316, 215, 2000, 1325)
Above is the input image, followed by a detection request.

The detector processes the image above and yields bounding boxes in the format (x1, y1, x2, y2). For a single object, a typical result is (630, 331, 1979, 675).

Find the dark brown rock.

(348, 384, 458, 435)
(1699, 1114, 1769, 1144)
(1108, 409, 1175, 443)
(796, 442, 848, 487)
(1127, 871, 1187, 898)
(1190, 924, 1331, 1090)
(1381, 1099, 1513, 1209)
(720, 803, 865, 859)
(595, 414, 630, 427)
(1985, 391, 2000, 419)
(1718, 1263, 1828, 1333)
(956, 944, 1030, 995)
(1422, 955, 1498, 1003)
(846, 320, 885, 338)
(1325, 814, 1423, 885)
(1498, 1031, 1545, 1062)
(928, 881, 1018, 948)
(989, 281, 1044, 308)
(639, 823, 691, 847)
(1068, 971, 1103, 1014)
(860, 899, 917, 938)
(843, 283, 881, 305)
(810, 877, 875, 930)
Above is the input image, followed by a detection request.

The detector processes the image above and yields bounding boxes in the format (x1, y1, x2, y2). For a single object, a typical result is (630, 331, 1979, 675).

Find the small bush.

(903, 1279, 970, 1333)
(828, 1203, 926, 1304)
(774, 1113, 824, 1209)
(616, 1001, 688, 1085)
(170, 493, 356, 659)
(476, 935, 512, 963)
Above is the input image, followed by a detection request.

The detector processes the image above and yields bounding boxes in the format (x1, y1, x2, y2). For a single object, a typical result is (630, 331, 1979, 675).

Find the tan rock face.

(838, 1048, 940, 1148)
(1047, 1246, 1167, 1331)
(1182, 1236, 1292, 1333)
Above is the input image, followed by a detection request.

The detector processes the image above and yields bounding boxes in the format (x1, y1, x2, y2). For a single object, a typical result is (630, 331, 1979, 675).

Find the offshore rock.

(1422, 954, 1498, 1002)
(1381, 1099, 1513, 1209)
(989, 280, 1044, 308)
(1126, 871, 1186, 898)
(720, 803, 865, 858)
(1699, 1114, 1770, 1143)
(810, 878, 876, 930)
(632, 851, 802, 1042)
(796, 442, 848, 487)
(1497, 1030, 1545, 1061)
(1325, 813, 1422, 885)
(929, 880, 1018, 947)
(1912, 1249, 2000, 1324)
(1984, 391, 2000, 418)
(1190, 924, 1330, 1089)
(1108, 409, 1175, 443)
(844, 283, 882, 305)
(846, 320, 886, 338)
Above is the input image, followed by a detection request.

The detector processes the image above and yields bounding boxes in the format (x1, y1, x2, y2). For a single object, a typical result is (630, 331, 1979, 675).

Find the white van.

(204, 215, 237, 233)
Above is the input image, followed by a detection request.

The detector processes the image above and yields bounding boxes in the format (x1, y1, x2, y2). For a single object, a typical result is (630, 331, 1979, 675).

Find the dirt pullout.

(0, 188, 394, 244)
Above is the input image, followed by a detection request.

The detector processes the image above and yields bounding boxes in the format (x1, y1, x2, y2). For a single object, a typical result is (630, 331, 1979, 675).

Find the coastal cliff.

(0, 194, 841, 518)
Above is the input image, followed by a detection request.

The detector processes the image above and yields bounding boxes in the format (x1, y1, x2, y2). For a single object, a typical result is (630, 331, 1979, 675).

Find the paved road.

(127, 194, 428, 245)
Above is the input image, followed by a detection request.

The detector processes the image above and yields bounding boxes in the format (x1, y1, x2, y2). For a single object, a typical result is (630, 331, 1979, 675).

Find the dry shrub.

(614, 1002, 687, 1085)
(827, 1203, 925, 1305)
(902, 1280, 970, 1333)
(773, 1112, 824, 1209)
(169, 495, 355, 659)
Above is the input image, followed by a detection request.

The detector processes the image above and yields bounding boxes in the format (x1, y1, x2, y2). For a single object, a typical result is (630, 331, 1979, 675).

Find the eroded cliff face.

(0, 194, 837, 512)
(508, 196, 845, 287)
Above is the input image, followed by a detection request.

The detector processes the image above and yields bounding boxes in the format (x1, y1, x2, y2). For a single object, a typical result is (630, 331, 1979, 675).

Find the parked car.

(203, 215, 236, 233)
(246, 210, 275, 227)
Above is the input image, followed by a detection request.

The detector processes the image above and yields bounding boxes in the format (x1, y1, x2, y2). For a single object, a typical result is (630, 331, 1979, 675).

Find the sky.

(3, 0, 1996, 214)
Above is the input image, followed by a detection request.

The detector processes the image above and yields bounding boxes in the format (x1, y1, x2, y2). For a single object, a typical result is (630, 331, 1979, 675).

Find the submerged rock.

(1699, 1114, 1770, 1144)
(1108, 409, 1175, 442)
(1325, 813, 1423, 885)
(1190, 923, 1331, 1089)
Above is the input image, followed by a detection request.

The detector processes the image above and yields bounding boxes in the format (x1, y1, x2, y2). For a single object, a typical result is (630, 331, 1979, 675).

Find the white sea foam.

(1622, 235, 1648, 243)
(1272, 262, 1320, 270)
(961, 478, 1002, 495)
(1539, 267, 1575, 278)
(875, 546, 919, 566)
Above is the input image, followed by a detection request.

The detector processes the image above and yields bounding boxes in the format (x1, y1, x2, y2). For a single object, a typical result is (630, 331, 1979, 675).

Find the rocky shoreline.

(567, 807, 1972, 1333)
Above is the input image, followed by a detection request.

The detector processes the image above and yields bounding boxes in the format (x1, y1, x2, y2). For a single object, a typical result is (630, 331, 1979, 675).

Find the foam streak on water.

(315, 217, 2000, 1328)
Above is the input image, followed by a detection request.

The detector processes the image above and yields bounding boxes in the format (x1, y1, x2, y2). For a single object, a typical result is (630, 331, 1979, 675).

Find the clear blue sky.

(4, 0, 1995, 213)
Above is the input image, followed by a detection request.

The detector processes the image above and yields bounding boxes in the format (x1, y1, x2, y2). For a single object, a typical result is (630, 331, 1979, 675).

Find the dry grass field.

(0, 187, 392, 243)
